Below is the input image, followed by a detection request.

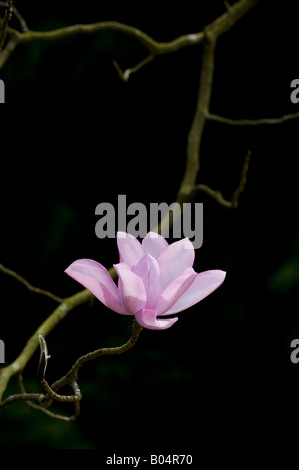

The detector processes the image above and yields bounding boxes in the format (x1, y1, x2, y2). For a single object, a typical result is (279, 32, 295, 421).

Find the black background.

(0, 0, 299, 458)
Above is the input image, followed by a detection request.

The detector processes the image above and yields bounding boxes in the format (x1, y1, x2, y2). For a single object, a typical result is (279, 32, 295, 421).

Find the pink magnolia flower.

(65, 232, 226, 330)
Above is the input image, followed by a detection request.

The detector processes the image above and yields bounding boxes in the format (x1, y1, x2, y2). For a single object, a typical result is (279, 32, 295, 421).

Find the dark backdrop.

(0, 0, 299, 457)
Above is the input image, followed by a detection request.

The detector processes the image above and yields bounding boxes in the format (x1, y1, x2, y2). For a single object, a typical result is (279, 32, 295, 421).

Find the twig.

(0, 21, 203, 69)
(0, 0, 13, 51)
(0, 32, 20, 66)
(0, 372, 80, 421)
(176, 0, 259, 205)
(206, 111, 299, 126)
(0, 2, 28, 32)
(27, 401, 80, 421)
(16, 372, 80, 421)
(194, 184, 233, 208)
(224, 1, 232, 11)
(51, 319, 143, 393)
(0, 319, 142, 419)
(0, 391, 43, 410)
(195, 150, 251, 208)
(231, 150, 251, 207)
(113, 54, 154, 82)
(177, 38, 216, 205)
(0, 0, 258, 69)
(41, 378, 82, 403)
(0, 263, 64, 303)
(0, 288, 92, 401)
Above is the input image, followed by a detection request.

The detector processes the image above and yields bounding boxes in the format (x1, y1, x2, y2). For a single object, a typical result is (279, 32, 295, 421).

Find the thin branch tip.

(113, 54, 154, 82)
(0, 263, 64, 303)
(112, 60, 130, 82)
(195, 150, 251, 209)
(206, 111, 299, 126)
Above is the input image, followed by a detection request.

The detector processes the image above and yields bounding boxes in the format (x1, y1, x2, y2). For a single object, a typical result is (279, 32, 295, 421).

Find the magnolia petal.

(135, 309, 178, 330)
(157, 237, 195, 288)
(117, 232, 145, 267)
(155, 267, 197, 315)
(132, 253, 152, 280)
(142, 232, 169, 259)
(133, 254, 163, 309)
(114, 262, 147, 314)
(65, 259, 126, 314)
(164, 270, 226, 315)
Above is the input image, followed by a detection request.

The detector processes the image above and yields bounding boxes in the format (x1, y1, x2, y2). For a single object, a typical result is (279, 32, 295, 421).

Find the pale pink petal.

(132, 253, 151, 280)
(132, 254, 163, 309)
(65, 259, 126, 314)
(135, 309, 178, 330)
(114, 262, 147, 314)
(163, 270, 226, 315)
(155, 267, 197, 315)
(157, 237, 195, 287)
(142, 232, 169, 259)
(117, 232, 145, 267)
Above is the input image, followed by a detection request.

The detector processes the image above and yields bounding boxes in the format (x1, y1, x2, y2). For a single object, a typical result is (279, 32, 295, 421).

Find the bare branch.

(113, 54, 154, 82)
(26, 401, 80, 421)
(194, 184, 234, 208)
(195, 150, 251, 209)
(224, 1, 232, 11)
(41, 378, 82, 403)
(0, 1, 28, 32)
(0, 372, 80, 421)
(206, 111, 299, 126)
(204, 0, 259, 39)
(0, 319, 141, 419)
(16, 372, 80, 421)
(0, 0, 13, 51)
(51, 319, 143, 394)
(0, 0, 258, 70)
(0, 263, 64, 303)
(0, 290, 92, 400)
(177, 38, 216, 205)
(176, 0, 259, 205)
(0, 391, 43, 410)
(0, 32, 20, 67)
(231, 150, 251, 207)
